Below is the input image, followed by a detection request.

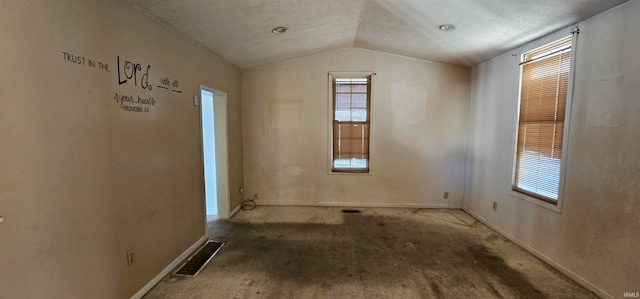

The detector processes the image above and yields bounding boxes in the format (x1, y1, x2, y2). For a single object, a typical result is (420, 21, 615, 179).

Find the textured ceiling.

(128, 0, 628, 69)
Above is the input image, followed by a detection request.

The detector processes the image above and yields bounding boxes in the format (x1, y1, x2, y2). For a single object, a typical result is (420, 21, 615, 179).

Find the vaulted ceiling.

(128, 0, 628, 70)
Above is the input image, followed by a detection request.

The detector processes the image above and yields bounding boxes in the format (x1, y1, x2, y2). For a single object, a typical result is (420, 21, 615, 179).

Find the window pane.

(333, 158, 368, 169)
(351, 94, 367, 109)
(336, 94, 352, 109)
(516, 151, 560, 199)
(336, 84, 353, 93)
(351, 110, 367, 122)
(351, 84, 367, 93)
(335, 111, 350, 121)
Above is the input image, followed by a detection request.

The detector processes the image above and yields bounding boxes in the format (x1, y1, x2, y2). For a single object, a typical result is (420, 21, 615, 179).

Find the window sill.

(328, 170, 373, 176)
(508, 189, 563, 213)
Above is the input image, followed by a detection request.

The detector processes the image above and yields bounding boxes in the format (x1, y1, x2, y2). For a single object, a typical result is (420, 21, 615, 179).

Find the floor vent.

(173, 240, 225, 277)
(342, 209, 361, 213)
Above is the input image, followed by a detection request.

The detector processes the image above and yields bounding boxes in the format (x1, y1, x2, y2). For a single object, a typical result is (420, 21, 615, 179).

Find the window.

(330, 75, 372, 173)
(513, 35, 573, 204)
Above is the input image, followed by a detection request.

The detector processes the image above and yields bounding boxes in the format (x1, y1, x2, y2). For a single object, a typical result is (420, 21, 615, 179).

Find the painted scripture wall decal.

(117, 56, 151, 90)
(158, 77, 183, 94)
(113, 93, 155, 113)
(62, 51, 110, 72)
(61, 50, 184, 113)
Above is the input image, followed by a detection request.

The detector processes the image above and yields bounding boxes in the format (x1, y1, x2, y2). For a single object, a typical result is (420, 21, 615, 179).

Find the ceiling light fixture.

(271, 26, 288, 34)
(439, 24, 457, 32)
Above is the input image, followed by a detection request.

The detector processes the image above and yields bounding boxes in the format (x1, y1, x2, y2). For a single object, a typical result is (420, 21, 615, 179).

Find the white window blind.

(514, 36, 572, 203)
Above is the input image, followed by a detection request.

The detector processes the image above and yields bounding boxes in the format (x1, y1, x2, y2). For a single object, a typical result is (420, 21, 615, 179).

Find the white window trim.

(508, 26, 580, 213)
(327, 71, 376, 175)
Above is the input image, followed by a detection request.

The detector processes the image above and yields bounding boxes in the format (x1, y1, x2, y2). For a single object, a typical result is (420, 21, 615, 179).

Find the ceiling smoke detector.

(271, 26, 288, 34)
(439, 24, 457, 31)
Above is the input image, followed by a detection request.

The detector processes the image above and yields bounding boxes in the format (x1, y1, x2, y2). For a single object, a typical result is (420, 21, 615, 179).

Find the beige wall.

(242, 48, 470, 207)
(3, 0, 636, 297)
(0, 0, 242, 298)
(463, 1, 640, 297)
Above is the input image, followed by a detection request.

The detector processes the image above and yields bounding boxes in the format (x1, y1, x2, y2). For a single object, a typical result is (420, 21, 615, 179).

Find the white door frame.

(199, 85, 230, 221)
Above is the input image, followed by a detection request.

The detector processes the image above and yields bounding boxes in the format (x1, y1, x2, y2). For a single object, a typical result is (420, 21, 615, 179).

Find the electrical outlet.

(127, 250, 135, 266)
(239, 187, 244, 194)
(443, 192, 449, 199)
(253, 193, 258, 200)
(492, 201, 498, 211)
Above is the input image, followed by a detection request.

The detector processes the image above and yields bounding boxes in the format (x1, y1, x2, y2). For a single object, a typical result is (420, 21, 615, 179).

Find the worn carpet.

(144, 206, 597, 299)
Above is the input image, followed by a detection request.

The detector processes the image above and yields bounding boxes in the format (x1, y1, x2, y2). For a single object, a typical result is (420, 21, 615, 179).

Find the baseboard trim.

(131, 235, 208, 299)
(257, 201, 461, 209)
(230, 204, 241, 218)
(461, 207, 613, 299)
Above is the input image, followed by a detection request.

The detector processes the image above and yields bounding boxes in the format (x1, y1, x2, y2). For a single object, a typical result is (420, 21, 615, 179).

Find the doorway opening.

(200, 86, 230, 222)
